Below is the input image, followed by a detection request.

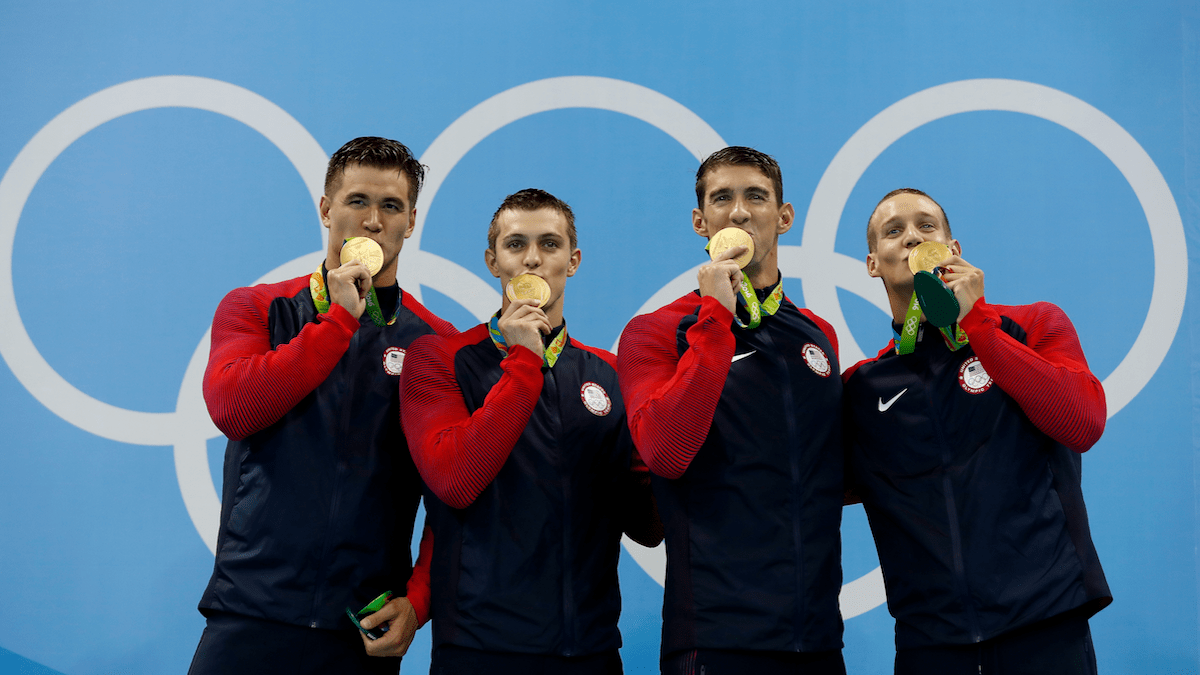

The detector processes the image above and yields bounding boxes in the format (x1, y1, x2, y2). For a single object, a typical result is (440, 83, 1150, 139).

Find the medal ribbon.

(893, 290, 969, 355)
(731, 275, 784, 330)
(309, 264, 400, 327)
(488, 311, 567, 368)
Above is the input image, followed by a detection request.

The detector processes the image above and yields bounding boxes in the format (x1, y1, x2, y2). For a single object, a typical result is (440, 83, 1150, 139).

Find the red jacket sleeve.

(959, 299, 1106, 452)
(202, 280, 360, 440)
(404, 523, 434, 626)
(616, 295, 736, 479)
(399, 330, 544, 509)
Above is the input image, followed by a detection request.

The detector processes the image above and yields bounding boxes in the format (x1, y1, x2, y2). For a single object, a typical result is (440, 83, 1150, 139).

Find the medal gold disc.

(340, 237, 384, 276)
(908, 241, 952, 275)
(708, 228, 755, 269)
(506, 273, 552, 307)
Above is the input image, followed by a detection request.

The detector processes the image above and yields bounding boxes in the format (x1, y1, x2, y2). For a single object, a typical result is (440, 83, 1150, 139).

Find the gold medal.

(340, 237, 384, 277)
(708, 228, 755, 269)
(506, 273, 552, 307)
(908, 241, 952, 275)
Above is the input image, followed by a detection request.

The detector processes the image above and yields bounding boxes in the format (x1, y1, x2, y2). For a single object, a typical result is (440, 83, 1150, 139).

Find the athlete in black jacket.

(190, 138, 455, 675)
(844, 188, 1110, 674)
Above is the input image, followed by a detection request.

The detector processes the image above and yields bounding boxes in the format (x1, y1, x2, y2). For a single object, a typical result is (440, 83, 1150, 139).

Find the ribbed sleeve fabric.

(959, 299, 1106, 452)
(202, 277, 359, 441)
(617, 294, 736, 479)
(405, 524, 434, 626)
(399, 326, 545, 509)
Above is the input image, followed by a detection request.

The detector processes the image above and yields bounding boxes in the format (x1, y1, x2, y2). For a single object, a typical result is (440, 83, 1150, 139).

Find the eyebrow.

(344, 191, 407, 208)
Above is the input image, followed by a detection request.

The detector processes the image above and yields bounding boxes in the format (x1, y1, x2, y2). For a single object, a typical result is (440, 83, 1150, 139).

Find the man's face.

(319, 163, 415, 286)
(692, 164, 794, 278)
(866, 192, 959, 296)
(484, 207, 580, 317)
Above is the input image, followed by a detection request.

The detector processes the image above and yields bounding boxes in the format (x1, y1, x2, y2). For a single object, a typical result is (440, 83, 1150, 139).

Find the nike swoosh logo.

(878, 388, 908, 412)
(731, 351, 756, 363)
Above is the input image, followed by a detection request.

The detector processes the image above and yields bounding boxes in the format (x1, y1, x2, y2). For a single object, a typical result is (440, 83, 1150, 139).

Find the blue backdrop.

(1, 2, 1195, 673)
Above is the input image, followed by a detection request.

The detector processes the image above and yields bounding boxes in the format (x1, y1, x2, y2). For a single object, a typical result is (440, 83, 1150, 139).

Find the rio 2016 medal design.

(340, 237, 384, 277)
(707, 227, 755, 269)
(506, 273, 552, 307)
(908, 240, 952, 275)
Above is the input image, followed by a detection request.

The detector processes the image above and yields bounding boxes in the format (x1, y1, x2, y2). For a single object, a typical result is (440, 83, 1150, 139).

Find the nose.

(522, 243, 542, 269)
(901, 224, 924, 248)
(730, 197, 751, 224)
(363, 207, 383, 232)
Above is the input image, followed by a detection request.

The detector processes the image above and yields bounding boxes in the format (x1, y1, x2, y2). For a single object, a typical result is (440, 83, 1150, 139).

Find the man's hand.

(698, 244, 747, 315)
(938, 254, 985, 322)
(327, 259, 372, 319)
(498, 298, 552, 359)
(358, 596, 418, 658)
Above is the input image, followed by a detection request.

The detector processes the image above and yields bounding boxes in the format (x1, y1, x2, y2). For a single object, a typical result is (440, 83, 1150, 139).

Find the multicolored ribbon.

(309, 264, 400, 327)
(488, 311, 567, 368)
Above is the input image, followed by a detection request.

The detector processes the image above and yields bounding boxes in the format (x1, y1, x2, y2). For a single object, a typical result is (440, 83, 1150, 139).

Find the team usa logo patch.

(383, 347, 406, 376)
(801, 343, 832, 377)
(580, 381, 612, 417)
(958, 356, 993, 394)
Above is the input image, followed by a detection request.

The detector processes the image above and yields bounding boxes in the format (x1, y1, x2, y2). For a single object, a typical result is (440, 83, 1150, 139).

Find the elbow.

(1069, 413, 1106, 453)
(643, 452, 686, 480)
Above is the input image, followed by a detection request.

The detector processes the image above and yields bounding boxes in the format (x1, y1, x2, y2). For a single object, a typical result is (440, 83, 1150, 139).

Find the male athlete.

(843, 188, 1110, 674)
(617, 147, 845, 674)
(190, 137, 454, 674)
(398, 188, 661, 674)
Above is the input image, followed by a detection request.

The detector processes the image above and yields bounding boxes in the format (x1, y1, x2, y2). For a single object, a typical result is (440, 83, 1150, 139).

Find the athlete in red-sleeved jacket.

(618, 148, 846, 675)
(400, 189, 661, 675)
(843, 188, 1110, 675)
(191, 138, 454, 675)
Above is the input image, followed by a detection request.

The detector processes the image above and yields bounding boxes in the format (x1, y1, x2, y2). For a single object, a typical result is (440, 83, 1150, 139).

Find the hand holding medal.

(908, 241, 960, 328)
(699, 228, 754, 315)
(499, 273, 553, 357)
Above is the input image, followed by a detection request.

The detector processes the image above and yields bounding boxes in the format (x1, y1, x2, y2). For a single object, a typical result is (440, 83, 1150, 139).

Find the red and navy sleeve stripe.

(616, 295, 736, 479)
(202, 277, 358, 441)
(399, 326, 544, 509)
(961, 299, 1106, 452)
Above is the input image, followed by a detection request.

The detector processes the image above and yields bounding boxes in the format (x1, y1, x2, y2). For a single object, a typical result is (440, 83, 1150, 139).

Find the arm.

(621, 446, 664, 547)
(405, 523, 433, 626)
(616, 296, 736, 479)
(959, 299, 1106, 451)
(202, 282, 360, 440)
(399, 334, 544, 509)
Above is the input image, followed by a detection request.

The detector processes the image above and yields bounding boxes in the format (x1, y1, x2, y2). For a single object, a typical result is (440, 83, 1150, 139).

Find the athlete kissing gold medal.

(908, 240, 952, 275)
(707, 227, 755, 269)
(506, 273, 552, 308)
(340, 237, 385, 277)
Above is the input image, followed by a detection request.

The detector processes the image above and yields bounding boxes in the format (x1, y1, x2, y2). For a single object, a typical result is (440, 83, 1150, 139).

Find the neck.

(886, 284, 925, 325)
(746, 263, 780, 290)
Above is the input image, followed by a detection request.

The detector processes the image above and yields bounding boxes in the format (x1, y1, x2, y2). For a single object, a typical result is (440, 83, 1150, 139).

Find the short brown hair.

(487, 188, 577, 250)
(695, 146, 784, 207)
(867, 187, 952, 252)
(324, 137, 425, 207)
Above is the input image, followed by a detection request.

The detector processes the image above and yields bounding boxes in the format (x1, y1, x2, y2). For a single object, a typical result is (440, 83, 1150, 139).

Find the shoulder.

(842, 342, 893, 385)
(400, 290, 459, 337)
(623, 293, 701, 335)
(215, 274, 310, 316)
(568, 337, 618, 371)
(408, 323, 488, 361)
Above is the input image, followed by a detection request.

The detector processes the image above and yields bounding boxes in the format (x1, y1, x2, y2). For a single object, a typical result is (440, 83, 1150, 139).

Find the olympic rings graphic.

(0, 76, 1185, 622)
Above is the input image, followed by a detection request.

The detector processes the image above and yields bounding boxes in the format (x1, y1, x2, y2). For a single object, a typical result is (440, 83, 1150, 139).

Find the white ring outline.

(0, 76, 331, 551)
(0, 77, 1182, 619)
(800, 78, 1186, 416)
(0, 76, 329, 446)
